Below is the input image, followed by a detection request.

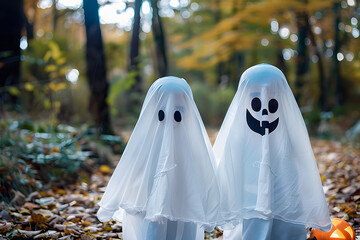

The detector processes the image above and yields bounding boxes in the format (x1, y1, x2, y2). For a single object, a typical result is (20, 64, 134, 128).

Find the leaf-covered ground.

(0, 129, 359, 239)
(313, 140, 360, 238)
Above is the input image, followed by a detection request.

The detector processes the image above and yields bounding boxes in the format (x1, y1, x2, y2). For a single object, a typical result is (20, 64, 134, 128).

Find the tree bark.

(24, 16, 35, 41)
(0, 0, 24, 107)
(83, 0, 113, 134)
(307, 21, 328, 111)
(276, 48, 287, 76)
(53, 0, 58, 32)
(333, 2, 342, 107)
(214, 0, 226, 86)
(150, 0, 168, 77)
(24, 0, 38, 41)
(129, 0, 143, 93)
(294, 10, 309, 105)
(228, 0, 244, 88)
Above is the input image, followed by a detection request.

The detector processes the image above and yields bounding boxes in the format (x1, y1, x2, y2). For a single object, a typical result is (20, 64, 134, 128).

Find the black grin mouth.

(246, 109, 279, 136)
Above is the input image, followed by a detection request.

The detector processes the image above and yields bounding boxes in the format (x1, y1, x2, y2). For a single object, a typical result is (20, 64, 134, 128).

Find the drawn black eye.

(158, 110, 165, 121)
(268, 99, 278, 113)
(251, 97, 261, 112)
(174, 111, 182, 122)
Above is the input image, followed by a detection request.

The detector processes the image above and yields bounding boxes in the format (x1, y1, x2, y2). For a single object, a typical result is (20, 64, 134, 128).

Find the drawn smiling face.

(246, 97, 279, 136)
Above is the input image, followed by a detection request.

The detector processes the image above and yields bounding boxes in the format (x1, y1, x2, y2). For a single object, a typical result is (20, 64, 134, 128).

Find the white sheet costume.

(97, 76, 221, 239)
(214, 64, 331, 239)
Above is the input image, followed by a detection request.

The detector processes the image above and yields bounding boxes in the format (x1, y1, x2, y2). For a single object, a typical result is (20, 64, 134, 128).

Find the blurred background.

(1, 0, 360, 135)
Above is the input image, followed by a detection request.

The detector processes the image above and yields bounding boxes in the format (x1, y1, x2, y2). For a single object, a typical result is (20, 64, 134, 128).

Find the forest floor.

(0, 129, 360, 239)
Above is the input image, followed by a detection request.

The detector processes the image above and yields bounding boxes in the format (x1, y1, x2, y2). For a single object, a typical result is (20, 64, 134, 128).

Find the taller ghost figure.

(214, 64, 331, 240)
(97, 76, 221, 239)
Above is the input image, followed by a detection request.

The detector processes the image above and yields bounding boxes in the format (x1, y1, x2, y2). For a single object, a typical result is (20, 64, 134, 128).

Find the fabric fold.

(97, 76, 222, 231)
(214, 64, 332, 231)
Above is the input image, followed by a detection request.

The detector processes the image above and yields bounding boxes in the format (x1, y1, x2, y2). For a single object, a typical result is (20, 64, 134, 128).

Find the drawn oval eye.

(251, 97, 261, 112)
(158, 110, 165, 121)
(174, 111, 182, 122)
(268, 99, 278, 113)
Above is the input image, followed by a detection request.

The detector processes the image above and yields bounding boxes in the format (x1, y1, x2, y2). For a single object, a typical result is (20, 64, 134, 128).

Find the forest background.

(1, 0, 360, 238)
(1, 0, 360, 133)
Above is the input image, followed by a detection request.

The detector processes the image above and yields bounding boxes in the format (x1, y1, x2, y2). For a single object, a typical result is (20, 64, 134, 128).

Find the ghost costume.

(214, 64, 331, 239)
(97, 76, 221, 239)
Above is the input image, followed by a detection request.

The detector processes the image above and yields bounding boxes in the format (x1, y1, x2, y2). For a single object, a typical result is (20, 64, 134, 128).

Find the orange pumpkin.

(310, 218, 355, 240)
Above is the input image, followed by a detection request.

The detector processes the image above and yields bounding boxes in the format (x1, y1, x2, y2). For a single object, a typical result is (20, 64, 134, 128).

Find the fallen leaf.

(0, 210, 10, 221)
(10, 191, 25, 207)
(19, 208, 31, 214)
(10, 212, 24, 219)
(81, 233, 96, 240)
(24, 202, 40, 210)
(57, 189, 67, 195)
(33, 230, 60, 239)
(100, 165, 111, 174)
(26, 191, 41, 202)
(0, 221, 13, 232)
(18, 229, 42, 237)
(33, 209, 53, 218)
(35, 197, 55, 206)
(81, 221, 92, 226)
(48, 215, 66, 225)
(30, 213, 48, 224)
(103, 224, 112, 231)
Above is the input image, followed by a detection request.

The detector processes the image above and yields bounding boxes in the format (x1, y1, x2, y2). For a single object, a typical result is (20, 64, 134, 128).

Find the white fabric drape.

(214, 64, 331, 231)
(97, 76, 221, 233)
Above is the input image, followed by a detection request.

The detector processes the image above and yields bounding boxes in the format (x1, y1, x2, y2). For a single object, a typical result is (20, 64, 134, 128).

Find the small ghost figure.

(214, 64, 332, 240)
(97, 76, 220, 239)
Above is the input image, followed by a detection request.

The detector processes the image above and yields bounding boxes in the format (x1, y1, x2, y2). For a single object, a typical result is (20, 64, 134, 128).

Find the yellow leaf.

(24, 83, 34, 91)
(7, 86, 20, 96)
(81, 221, 92, 226)
(56, 57, 66, 65)
(56, 189, 67, 195)
(84, 232, 97, 238)
(56, 83, 67, 91)
(59, 67, 67, 76)
(103, 225, 112, 231)
(51, 146, 60, 153)
(100, 165, 111, 174)
(44, 99, 51, 109)
(25, 136, 33, 143)
(43, 51, 52, 62)
(48, 41, 61, 60)
(48, 82, 67, 91)
(48, 82, 57, 91)
(45, 64, 57, 72)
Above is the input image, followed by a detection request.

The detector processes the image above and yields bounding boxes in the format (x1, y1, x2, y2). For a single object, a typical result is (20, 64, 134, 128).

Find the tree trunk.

(150, 0, 168, 77)
(24, 16, 35, 41)
(83, 0, 113, 134)
(276, 48, 287, 76)
(294, 10, 309, 105)
(228, 0, 243, 88)
(333, 2, 342, 107)
(129, 0, 143, 93)
(0, 0, 24, 107)
(214, 0, 225, 86)
(24, 0, 37, 41)
(307, 21, 328, 111)
(53, 0, 58, 32)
